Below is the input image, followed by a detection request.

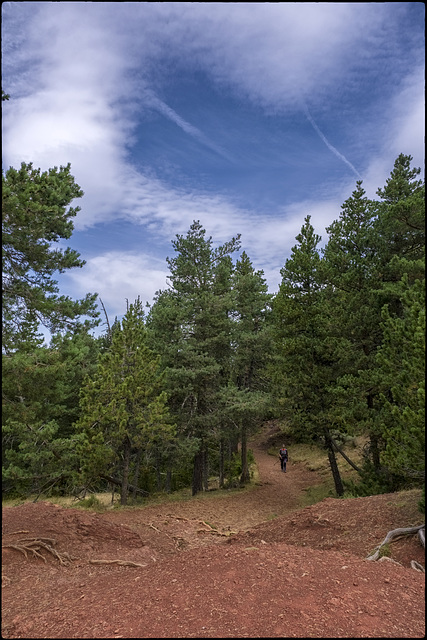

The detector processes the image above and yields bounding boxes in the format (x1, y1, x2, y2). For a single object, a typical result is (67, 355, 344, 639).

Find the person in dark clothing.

(279, 445, 288, 472)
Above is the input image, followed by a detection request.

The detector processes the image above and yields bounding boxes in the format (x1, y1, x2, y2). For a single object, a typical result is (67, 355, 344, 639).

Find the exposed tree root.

(2, 537, 76, 565)
(169, 515, 199, 523)
(170, 514, 228, 534)
(196, 528, 229, 536)
(89, 559, 147, 567)
(366, 524, 425, 569)
(6, 530, 30, 536)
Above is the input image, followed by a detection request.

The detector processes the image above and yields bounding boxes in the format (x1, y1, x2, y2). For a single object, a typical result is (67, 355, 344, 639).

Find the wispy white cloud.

(61, 251, 170, 320)
(2, 2, 424, 325)
(62, 185, 356, 312)
(385, 65, 425, 171)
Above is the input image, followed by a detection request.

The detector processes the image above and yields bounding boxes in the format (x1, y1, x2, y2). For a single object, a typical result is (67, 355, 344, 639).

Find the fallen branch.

(330, 436, 362, 474)
(32, 474, 66, 502)
(99, 474, 149, 497)
(142, 522, 173, 539)
(89, 559, 146, 567)
(169, 515, 219, 530)
(366, 524, 425, 563)
(2, 537, 76, 565)
(196, 528, 229, 537)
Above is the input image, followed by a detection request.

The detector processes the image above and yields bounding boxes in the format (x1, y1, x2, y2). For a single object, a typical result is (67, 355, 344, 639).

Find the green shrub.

(75, 494, 105, 511)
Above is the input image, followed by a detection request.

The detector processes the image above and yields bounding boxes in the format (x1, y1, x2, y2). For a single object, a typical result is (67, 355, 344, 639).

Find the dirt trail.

(104, 423, 323, 536)
(2, 423, 425, 639)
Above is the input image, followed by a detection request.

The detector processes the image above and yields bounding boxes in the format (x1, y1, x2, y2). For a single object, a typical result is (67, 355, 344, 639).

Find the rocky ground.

(2, 424, 425, 638)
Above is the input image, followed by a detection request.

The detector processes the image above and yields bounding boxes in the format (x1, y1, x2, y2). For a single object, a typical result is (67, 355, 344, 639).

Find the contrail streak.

(145, 92, 234, 162)
(303, 103, 361, 178)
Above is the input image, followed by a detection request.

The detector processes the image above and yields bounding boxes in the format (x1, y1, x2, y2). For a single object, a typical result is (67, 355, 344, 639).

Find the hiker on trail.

(279, 445, 288, 472)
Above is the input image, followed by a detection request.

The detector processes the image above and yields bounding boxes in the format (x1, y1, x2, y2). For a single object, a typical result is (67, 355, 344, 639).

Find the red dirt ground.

(2, 424, 425, 638)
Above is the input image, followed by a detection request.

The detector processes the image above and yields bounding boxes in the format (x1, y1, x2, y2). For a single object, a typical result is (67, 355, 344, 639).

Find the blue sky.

(2, 2, 425, 334)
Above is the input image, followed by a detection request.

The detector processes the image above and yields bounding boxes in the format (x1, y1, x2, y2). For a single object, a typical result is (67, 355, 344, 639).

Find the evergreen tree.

(2, 325, 100, 498)
(2, 162, 99, 351)
(375, 276, 425, 483)
(374, 153, 424, 277)
(148, 221, 241, 495)
(322, 156, 424, 493)
(272, 215, 345, 495)
(322, 181, 385, 471)
(76, 298, 175, 505)
(229, 251, 272, 483)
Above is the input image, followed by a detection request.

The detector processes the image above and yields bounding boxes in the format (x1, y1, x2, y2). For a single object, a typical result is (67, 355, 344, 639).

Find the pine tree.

(272, 215, 345, 495)
(375, 153, 424, 274)
(322, 181, 385, 471)
(2, 162, 99, 351)
(322, 156, 424, 491)
(229, 251, 272, 483)
(76, 298, 175, 505)
(375, 277, 424, 482)
(148, 221, 241, 495)
(2, 326, 100, 498)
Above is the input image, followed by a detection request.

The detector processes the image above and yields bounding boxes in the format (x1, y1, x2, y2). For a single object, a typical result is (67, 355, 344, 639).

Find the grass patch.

(2, 474, 260, 513)
(299, 483, 336, 507)
(2, 436, 366, 513)
(377, 543, 391, 558)
(269, 437, 365, 486)
(284, 443, 330, 474)
(74, 495, 106, 512)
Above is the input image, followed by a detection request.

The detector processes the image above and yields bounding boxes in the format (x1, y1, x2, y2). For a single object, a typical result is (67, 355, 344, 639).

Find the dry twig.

(89, 559, 147, 567)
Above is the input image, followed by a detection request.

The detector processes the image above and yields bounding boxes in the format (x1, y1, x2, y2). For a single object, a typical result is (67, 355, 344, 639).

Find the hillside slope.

(2, 426, 424, 638)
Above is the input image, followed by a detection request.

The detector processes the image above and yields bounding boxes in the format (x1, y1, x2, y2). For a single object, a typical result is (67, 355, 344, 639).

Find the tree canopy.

(2, 162, 99, 352)
(76, 298, 175, 505)
(2, 154, 424, 510)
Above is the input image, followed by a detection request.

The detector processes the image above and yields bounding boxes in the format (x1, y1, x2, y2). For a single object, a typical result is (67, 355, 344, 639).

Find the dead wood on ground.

(2, 537, 76, 565)
(366, 524, 425, 571)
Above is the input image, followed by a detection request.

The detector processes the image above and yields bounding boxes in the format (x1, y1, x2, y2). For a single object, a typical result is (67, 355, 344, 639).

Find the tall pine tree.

(2, 162, 99, 351)
(229, 251, 272, 483)
(148, 221, 241, 495)
(272, 215, 345, 495)
(76, 298, 174, 505)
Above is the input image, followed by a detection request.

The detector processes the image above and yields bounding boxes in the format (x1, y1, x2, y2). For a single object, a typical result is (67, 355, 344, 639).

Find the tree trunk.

(121, 436, 131, 506)
(367, 393, 381, 472)
(203, 447, 209, 492)
(156, 451, 162, 491)
(100, 474, 148, 496)
(192, 449, 204, 496)
(240, 424, 250, 484)
(324, 428, 344, 496)
(132, 448, 143, 500)
(330, 437, 362, 473)
(219, 438, 225, 489)
(369, 431, 381, 472)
